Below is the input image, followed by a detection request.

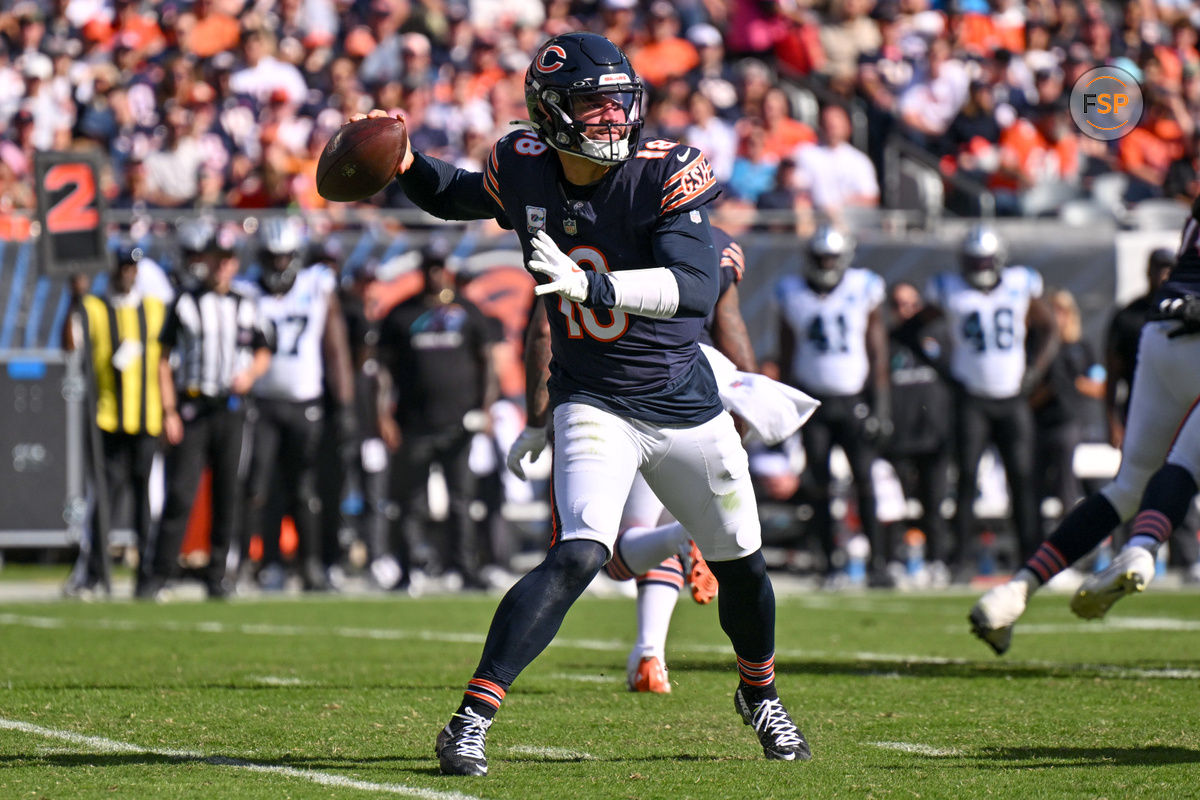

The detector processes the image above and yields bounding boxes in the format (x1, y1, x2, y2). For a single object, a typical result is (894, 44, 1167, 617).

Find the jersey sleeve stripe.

(484, 146, 505, 210)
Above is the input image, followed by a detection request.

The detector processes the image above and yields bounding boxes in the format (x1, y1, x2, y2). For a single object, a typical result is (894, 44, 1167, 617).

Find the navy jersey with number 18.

(399, 130, 725, 424)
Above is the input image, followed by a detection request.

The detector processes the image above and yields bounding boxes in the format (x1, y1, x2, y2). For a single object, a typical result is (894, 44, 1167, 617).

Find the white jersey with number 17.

(251, 264, 336, 403)
(926, 266, 1043, 399)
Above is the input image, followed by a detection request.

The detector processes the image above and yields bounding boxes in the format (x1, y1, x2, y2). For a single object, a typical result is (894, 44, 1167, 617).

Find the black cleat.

(735, 685, 812, 761)
(435, 708, 492, 776)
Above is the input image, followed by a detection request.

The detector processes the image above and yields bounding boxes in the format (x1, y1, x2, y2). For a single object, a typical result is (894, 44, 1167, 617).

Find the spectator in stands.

(176, 0, 241, 60)
(62, 247, 168, 599)
(1031, 289, 1105, 519)
(684, 24, 740, 124)
(729, 119, 778, 205)
(230, 28, 308, 107)
(897, 38, 969, 146)
(684, 91, 737, 184)
(358, 3, 406, 91)
(819, 0, 883, 91)
(756, 157, 809, 233)
(141, 105, 205, 208)
(760, 86, 816, 161)
(629, 2, 700, 90)
(945, 80, 1002, 184)
(793, 104, 879, 219)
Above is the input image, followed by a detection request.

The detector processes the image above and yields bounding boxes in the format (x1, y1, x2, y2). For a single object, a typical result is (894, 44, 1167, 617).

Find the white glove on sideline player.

(529, 230, 588, 302)
(506, 425, 548, 480)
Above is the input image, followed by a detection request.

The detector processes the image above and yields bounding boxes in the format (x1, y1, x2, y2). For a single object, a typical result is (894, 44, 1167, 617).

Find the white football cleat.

(1070, 546, 1155, 620)
(968, 580, 1030, 656)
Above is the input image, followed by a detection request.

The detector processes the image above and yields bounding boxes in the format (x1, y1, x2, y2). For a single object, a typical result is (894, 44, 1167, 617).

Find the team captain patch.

(526, 206, 546, 233)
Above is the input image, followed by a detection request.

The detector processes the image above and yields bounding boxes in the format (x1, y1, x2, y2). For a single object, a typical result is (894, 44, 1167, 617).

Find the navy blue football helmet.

(524, 32, 644, 165)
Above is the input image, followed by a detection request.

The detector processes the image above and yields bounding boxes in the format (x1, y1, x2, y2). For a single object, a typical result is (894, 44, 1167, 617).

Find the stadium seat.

(1058, 199, 1117, 227)
(1125, 198, 1189, 231)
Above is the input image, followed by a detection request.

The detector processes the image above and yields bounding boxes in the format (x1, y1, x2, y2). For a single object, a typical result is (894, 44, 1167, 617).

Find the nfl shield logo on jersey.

(563, 218, 577, 236)
(526, 206, 546, 233)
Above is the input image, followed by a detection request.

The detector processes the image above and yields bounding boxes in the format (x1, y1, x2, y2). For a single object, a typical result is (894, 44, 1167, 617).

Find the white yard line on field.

(869, 741, 962, 757)
(2, 613, 1197, 680)
(0, 717, 488, 800)
(503, 745, 596, 761)
(250, 675, 306, 686)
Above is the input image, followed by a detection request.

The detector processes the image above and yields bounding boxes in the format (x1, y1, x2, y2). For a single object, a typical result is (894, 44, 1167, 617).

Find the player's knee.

(707, 549, 767, 587)
(547, 539, 608, 581)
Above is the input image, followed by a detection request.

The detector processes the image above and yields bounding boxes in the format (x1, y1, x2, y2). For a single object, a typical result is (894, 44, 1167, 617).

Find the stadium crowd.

(3, 0, 1200, 225)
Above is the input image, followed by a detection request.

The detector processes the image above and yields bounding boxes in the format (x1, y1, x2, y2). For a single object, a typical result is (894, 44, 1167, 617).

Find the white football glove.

(529, 230, 589, 303)
(506, 425, 548, 480)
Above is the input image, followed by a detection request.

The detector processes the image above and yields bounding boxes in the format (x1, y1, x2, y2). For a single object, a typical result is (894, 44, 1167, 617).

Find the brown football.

(316, 116, 409, 202)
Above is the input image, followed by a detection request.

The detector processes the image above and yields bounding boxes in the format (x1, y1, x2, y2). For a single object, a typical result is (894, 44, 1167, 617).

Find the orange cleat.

(686, 541, 718, 605)
(628, 656, 671, 694)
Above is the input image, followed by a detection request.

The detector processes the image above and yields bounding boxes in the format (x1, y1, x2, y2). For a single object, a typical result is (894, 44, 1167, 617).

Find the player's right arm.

(505, 300, 552, 480)
(712, 281, 758, 373)
(353, 110, 501, 222)
(524, 300, 552, 428)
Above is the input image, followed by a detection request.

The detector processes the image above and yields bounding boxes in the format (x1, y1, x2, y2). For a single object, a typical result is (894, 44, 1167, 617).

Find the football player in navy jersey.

(970, 201, 1200, 655)
(354, 32, 810, 773)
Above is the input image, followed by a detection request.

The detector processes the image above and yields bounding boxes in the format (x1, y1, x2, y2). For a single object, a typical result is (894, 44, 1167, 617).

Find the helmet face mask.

(805, 225, 852, 292)
(961, 225, 1005, 290)
(525, 33, 644, 166)
(258, 217, 306, 295)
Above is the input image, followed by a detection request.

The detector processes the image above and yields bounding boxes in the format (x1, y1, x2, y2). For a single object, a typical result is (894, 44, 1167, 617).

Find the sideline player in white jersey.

(971, 200, 1200, 654)
(776, 225, 893, 587)
(242, 217, 356, 592)
(922, 225, 1058, 579)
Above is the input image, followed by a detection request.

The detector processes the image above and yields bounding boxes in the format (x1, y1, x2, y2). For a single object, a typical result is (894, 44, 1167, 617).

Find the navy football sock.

(1131, 464, 1198, 545)
(1022, 493, 1122, 584)
(471, 539, 608, 690)
(706, 551, 777, 699)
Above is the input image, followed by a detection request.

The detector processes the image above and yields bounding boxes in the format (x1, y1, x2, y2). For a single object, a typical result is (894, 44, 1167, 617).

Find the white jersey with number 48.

(926, 266, 1043, 399)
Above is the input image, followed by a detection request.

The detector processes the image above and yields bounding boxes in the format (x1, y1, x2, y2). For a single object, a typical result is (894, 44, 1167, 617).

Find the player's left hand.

(506, 425, 547, 480)
(529, 230, 588, 303)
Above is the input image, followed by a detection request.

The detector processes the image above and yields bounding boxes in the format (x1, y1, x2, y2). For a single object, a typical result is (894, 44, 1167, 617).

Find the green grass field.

(0, 582, 1197, 799)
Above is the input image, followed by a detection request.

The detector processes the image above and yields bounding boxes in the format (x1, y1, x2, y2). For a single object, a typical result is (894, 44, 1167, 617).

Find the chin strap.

(606, 268, 680, 319)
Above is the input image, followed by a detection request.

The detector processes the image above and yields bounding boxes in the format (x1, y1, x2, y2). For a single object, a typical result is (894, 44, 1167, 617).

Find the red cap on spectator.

(303, 31, 335, 49)
(344, 27, 376, 59)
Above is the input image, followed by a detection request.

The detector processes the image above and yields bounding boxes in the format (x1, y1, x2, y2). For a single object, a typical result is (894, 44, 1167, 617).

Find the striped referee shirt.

(160, 287, 268, 399)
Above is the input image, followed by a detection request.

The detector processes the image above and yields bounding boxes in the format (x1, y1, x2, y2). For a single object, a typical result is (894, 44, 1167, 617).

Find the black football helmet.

(524, 32, 644, 165)
(176, 216, 227, 289)
(805, 224, 853, 292)
(961, 224, 1005, 290)
(258, 216, 306, 295)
